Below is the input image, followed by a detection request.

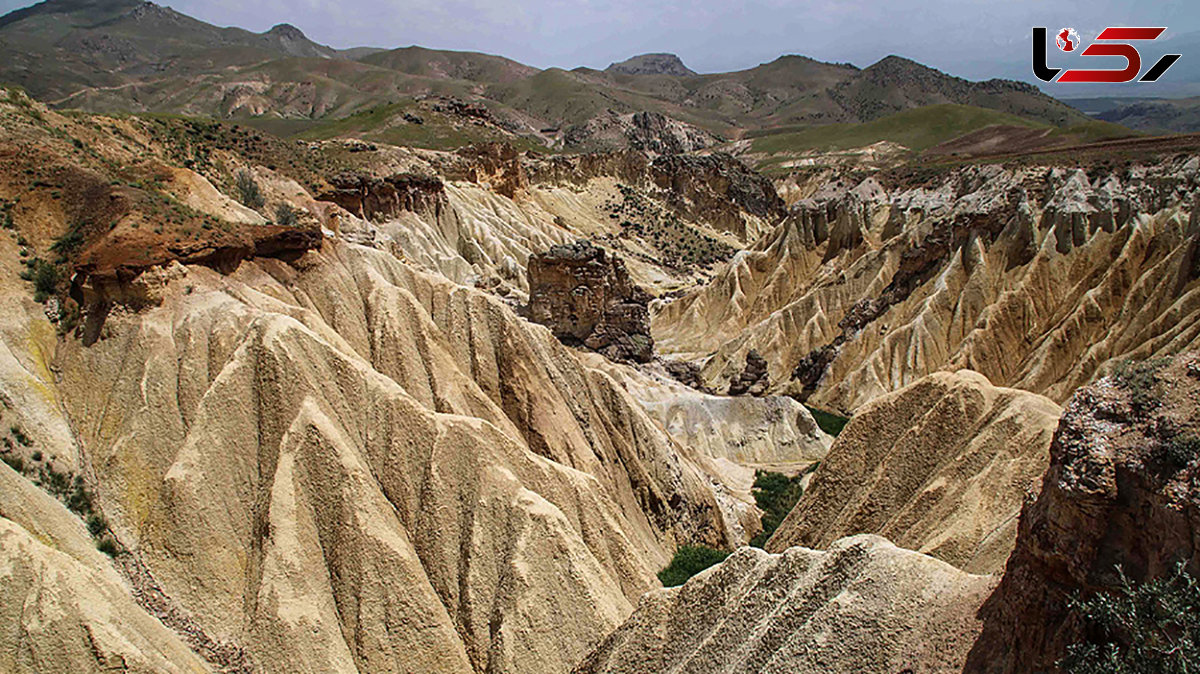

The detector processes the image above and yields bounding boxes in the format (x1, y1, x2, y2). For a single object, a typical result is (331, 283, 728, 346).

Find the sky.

(1, 0, 1197, 86)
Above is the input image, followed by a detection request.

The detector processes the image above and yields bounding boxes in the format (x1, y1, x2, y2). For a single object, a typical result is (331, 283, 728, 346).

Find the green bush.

(1, 454, 23, 473)
(96, 537, 118, 557)
(1112, 358, 1170, 413)
(235, 170, 264, 209)
(273, 203, 298, 227)
(1161, 434, 1200, 470)
(749, 470, 805, 548)
(50, 227, 85, 259)
(29, 260, 60, 302)
(658, 545, 730, 587)
(805, 405, 850, 437)
(86, 514, 107, 537)
(1061, 564, 1200, 673)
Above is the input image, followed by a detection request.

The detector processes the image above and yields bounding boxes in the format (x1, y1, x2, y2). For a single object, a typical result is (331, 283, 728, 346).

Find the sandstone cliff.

(966, 352, 1200, 672)
(653, 162, 1200, 412)
(574, 535, 996, 674)
(767, 369, 1061, 574)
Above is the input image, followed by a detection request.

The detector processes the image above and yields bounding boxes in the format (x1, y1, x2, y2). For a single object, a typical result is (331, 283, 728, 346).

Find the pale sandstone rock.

(575, 535, 996, 674)
(768, 369, 1061, 574)
(0, 464, 210, 674)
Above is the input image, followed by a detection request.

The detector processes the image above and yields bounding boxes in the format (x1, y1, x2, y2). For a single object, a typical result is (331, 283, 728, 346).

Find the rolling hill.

(0, 0, 1094, 153)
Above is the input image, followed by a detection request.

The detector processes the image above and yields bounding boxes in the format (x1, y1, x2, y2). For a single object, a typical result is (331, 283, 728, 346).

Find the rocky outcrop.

(653, 158, 1200, 411)
(604, 53, 697, 77)
(563, 111, 718, 155)
(966, 352, 1200, 673)
(317, 172, 446, 221)
(527, 241, 655, 363)
(768, 370, 1062, 574)
(575, 535, 996, 674)
(649, 153, 787, 240)
(73, 221, 321, 307)
(449, 142, 529, 198)
(727, 348, 769, 396)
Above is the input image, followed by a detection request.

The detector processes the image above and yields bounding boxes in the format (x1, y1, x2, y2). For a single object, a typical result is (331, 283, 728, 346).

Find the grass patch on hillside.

(750, 104, 1047, 158)
(1048, 120, 1139, 144)
(805, 405, 849, 437)
(658, 545, 730, 587)
(293, 101, 546, 152)
(749, 470, 806, 548)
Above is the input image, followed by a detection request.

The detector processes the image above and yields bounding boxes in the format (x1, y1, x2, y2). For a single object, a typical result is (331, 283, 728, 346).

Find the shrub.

(50, 227, 85, 259)
(749, 470, 805, 547)
(1060, 564, 1200, 673)
(805, 405, 850, 437)
(1, 454, 23, 473)
(658, 545, 730, 587)
(96, 537, 118, 557)
(235, 170, 264, 209)
(10, 425, 32, 447)
(1161, 434, 1200, 470)
(273, 203, 298, 227)
(29, 260, 60, 302)
(1112, 358, 1170, 413)
(86, 514, 107, 537)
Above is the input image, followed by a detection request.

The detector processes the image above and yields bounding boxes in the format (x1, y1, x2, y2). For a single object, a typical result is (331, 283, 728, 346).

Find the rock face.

(40, 244, 733, 674)
(768, 370, 1062, 574)
(317, 172, 447, 221)
(574, 535, 996, 674)
(727, 349, 769, 396)
(649, 153, 787, 240)
(527, 241, 655, 363)
(595, 358, 831, 465)
(966, 352, 1200, 673)
(563, 111, 718, 155)
(0, 464, 210, 673)
(654, 159, 1200, 411)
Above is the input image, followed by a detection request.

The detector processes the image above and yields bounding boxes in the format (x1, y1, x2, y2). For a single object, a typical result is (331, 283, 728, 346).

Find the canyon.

(0, 10, 1198, 669)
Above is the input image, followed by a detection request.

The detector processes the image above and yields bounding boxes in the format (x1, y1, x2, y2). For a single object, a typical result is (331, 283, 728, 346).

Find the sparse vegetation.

(235, 170, 265, 209)
(96, 537, 118, 556)
(606, 184, 734, 269)
(2, 421, 111, 550)
(1160, 434, 1200, 470)
(50, 226, 85, 261)
(1060, 563, 1200, 674)
(273, 203, 298, 227)
(749, 470, 806, 548)
(1112, 358, 1170, 413)
(27, 258, 61, 302)
(658, 545, 730, 587)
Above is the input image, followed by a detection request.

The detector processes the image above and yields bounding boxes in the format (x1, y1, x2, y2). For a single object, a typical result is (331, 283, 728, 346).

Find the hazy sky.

(1, 0, 1196, 80)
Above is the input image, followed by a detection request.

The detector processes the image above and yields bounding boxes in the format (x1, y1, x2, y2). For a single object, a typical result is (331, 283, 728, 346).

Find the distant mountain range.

(0, 0, 1098, 151)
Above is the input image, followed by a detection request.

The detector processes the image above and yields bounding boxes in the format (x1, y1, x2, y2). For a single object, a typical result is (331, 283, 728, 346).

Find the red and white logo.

(1056, 28, 1080, 52)
(1033, 27, 1182, 83)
